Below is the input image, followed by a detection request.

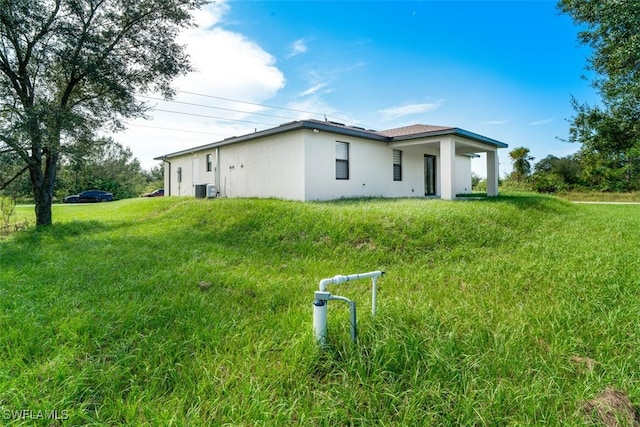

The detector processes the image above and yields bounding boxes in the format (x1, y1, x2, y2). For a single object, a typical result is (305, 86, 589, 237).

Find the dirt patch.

(582, 387, 640, 426)
(198, 280, 212, 291)
(570, 355, 598, 373)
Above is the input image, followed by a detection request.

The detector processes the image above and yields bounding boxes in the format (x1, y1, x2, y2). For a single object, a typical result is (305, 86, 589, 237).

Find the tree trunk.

(34, 186, 53, 226)
(30, 149, 59, 227)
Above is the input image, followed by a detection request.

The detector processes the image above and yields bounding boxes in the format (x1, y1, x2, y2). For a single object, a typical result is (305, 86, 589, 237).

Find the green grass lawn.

(2, 194, 640, 425)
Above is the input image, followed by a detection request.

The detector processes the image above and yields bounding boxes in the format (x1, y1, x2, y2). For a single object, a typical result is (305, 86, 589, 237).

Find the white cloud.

(377, 101, 444, 120)
(176, 9, 285, 101)
(189, 1, 229, 28)
(284, 96, 362, 127)
(300, 61, 366, 95)
(299, 83, 329, 97)
(528, 118, 553, 126)
(113, 2, 287, 169)
(287, 38, 308, 59)
(285, 96, 339, 121)
(483, 119, 510, 125)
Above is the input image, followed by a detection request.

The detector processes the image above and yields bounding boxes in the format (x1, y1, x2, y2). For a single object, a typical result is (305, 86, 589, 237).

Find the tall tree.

(559, 0, 640, 190)
(559, 0, 640, 107)
(508, 146, 534, 182)
(0, 0, 206, 226)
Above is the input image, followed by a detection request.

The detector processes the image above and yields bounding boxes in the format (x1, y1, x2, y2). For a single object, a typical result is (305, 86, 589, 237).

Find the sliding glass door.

(424, 155, 436, 196)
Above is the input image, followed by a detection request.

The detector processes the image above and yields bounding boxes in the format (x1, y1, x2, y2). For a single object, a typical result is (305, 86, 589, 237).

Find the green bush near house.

(1, 194, 639, 425)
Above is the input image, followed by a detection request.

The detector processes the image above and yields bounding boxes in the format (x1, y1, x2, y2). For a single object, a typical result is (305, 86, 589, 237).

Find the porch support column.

(440, 137, 456, 200)
(487, 150, 499, 197)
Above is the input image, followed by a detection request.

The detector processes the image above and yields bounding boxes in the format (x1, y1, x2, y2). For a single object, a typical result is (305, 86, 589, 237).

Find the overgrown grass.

(557, 190, 640, 202)
(2, 194, 640, 425)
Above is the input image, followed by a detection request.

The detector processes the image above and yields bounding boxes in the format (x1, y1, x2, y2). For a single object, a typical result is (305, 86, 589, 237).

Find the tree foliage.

(57, 138, 150, 199)
(560, 0, 640, 105)
(559, 0, 640, 191)
(0, 0, 206, 225)
(530, 154, 582, 193)
(2, 138, 162, 201)
(508, 147, 534, 182)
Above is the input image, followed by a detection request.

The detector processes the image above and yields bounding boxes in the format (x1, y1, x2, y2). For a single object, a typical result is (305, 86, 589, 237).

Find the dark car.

(63, 190, 114, 203)
(142, 189, 164, 197)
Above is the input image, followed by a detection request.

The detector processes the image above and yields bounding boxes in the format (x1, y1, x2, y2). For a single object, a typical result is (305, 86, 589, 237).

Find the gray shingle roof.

(377, 124, 455, 137)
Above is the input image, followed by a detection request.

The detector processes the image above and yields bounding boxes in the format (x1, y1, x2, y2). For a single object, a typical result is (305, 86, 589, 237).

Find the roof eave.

(300, 120, 388, 141)
(155, 120, 389, 160)
(390, 127, 508, 148)
(454, 128, 508, 148)
(154, 121, 306, 160)
(154, 122, 507, 161)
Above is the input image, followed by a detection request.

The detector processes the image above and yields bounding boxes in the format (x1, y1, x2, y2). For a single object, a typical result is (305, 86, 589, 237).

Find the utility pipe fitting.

(313, 270, 384, 346)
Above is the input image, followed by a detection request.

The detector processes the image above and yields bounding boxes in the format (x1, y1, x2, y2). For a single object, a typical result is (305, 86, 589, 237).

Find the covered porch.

(388, 129, 506, 200)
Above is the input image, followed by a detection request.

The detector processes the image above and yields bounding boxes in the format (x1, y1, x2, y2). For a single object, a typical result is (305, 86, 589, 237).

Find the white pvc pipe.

(371, 276, 378, 317)
(329, 295, 357, 343)
(313, 298, 328, 345)
(319, 270, 384, 291)
(314, 271, 384, 345)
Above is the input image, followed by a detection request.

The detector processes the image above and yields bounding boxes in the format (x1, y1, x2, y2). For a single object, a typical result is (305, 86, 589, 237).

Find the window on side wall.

(393, 149, 402, 181)
(336, 141, 349, 180)
(206, 154, 212, 172)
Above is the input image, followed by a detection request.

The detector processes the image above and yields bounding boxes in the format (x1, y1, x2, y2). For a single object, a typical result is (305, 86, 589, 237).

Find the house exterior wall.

(163, 153, 214, 197)
(455, 156, 473, 194)
(162, 128, 477, 200)
(302, 132, 475, 200)
(164, 133, 306, 199)
(218, 132, 305, 199)
(303, 131, 394, 200)
(303, 131, 440, 200)
(400, 144, 439, 197)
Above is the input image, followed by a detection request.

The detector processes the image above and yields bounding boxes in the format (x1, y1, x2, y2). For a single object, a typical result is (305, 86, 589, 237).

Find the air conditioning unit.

(206, 184, 217, 198)
(195, 184, 207, 199)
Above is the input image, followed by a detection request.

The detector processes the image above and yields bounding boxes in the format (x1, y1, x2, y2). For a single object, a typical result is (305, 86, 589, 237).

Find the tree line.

(504, 147, 625, 193)
(495, 1, 640, 194)
(0, 138, 163, 202)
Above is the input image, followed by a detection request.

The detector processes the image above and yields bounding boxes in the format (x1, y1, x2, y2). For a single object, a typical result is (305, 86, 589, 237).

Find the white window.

(206, 154, 212, 172)
(336, 142, 349, 180)
(393, 150, 402, 181)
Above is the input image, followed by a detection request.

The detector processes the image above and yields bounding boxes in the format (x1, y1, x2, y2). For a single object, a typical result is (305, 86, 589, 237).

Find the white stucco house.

(154, 119, 507, 201)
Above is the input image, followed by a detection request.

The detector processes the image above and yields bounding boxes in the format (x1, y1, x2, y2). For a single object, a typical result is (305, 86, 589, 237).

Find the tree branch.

(0, 165, 28, 191)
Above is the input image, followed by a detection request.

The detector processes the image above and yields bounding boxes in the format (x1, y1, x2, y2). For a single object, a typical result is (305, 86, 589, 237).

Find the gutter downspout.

(162, 157, 172, 196)
(215, 148, 221, 197)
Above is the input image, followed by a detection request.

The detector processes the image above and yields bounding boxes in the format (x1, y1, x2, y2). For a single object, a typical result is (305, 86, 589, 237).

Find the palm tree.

(509, 147, 534, 182)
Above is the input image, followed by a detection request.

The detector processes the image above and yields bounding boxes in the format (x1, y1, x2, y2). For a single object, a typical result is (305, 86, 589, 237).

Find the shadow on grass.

(466, 193, 574, 213)
(8, 220, 126, 244)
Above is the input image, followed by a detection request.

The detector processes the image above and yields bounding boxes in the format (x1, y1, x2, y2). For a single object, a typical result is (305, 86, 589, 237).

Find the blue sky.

(118, 0, 598, 177)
